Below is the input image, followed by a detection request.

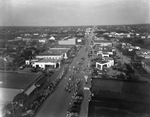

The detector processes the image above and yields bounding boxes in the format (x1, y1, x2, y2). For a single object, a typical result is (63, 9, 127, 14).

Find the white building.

(97, 51, 113, 57)
(32, 59, 61, 69)
(58, 38, 76, 45)
(96, 57, 114, 70)
(49, 36, 55, 41)
(38, 38, 47, 43)
(93, 40, 112, 47)
(25, 58, 41, 65)
(97, 52, 109, 57)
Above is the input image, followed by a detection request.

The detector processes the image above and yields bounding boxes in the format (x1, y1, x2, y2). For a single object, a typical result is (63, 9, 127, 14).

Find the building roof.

(38, 48, 71, 56)
(30, 58, 42, 62)
(50, 47, 70, 50)
(0, 72, 42, 89)
(35, 58, 61, 63)
(53, 45, 74, 48)
(88, 99, 150, 117)
(48, 49, 69, 54)
(91, 78, 150, 104)
(37, 52, 62, 56)
(88, 78, 150, 117)
(49, 36, 55, 40)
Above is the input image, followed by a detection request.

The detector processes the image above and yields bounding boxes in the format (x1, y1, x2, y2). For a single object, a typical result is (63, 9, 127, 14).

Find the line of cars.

(22, 68, 68, 117)
(65, 74, 82, 93)
(65, 75, 77, 93)
(66, 91, 84, 117)
(22, 78, 61, 117)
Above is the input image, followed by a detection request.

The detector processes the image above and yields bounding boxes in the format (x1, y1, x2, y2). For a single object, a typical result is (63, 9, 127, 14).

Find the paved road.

(35, 28, 95, 117)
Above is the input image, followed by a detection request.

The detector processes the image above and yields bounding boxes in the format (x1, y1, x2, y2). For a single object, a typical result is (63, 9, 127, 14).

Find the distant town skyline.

(0, 0, 150, 26)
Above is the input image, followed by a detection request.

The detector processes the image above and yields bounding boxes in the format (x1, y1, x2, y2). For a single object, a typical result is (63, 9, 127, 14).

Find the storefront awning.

(25, 85, 36, 95)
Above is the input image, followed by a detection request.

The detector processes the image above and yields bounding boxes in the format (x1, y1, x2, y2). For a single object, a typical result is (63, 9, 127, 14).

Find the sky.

(0, 0, 150, 26)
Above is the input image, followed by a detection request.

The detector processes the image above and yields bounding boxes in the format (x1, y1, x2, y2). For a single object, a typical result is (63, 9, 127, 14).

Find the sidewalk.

(79, 90, 90, 117)
(79, 61, 91, 117)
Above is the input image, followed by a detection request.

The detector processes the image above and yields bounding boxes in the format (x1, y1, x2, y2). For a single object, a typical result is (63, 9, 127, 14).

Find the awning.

(25, 85, 36, 95)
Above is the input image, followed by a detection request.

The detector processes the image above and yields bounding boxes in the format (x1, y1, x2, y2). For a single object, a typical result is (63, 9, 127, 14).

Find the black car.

(68, 106, 80, 113)
(74, 95, 84, 101)
(72, 101, 82, 105)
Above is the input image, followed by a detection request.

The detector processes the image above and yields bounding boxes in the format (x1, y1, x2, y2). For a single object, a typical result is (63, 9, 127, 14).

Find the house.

(49, 36, 55, 41)
(38, 38, 47, 43)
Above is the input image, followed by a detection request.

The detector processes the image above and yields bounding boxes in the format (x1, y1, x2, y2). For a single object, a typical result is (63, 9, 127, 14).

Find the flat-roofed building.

(58, 38, 76, 45)
(95, 46, 114, 55)
(32, 58, 61, 69)
(51, 45, 74, 49)
(96, 57, 114, 70)
(0, 72, 44, 110)
(97, 52, 110, 57)
(49, 48, 71, 59)
(36, 53, 63, 60)
(93, 40, 112, 47)
(38, 38, 47, 43)
(88, 78, 150, 117)
(25, 58, 42, 65)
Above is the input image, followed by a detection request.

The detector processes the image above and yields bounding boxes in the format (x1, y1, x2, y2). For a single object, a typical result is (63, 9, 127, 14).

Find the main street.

(35, 28, 95, 117)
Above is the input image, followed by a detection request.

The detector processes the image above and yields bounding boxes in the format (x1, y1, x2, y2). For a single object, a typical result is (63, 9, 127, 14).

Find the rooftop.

(91, 78, 150, 104)
(53, 45, 74, 48)
(48, 49, 69, 54)
(38, 48, 71, 56)
(37, 52, 62, 56)
(88, 99, 150, 117)
(89, 78, 150, 116)
(36, 58, 61, 63)
(0, 72, 42, 89)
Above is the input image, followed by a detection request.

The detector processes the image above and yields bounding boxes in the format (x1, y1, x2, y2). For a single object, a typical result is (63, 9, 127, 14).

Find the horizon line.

(0, 23, 150, 27)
